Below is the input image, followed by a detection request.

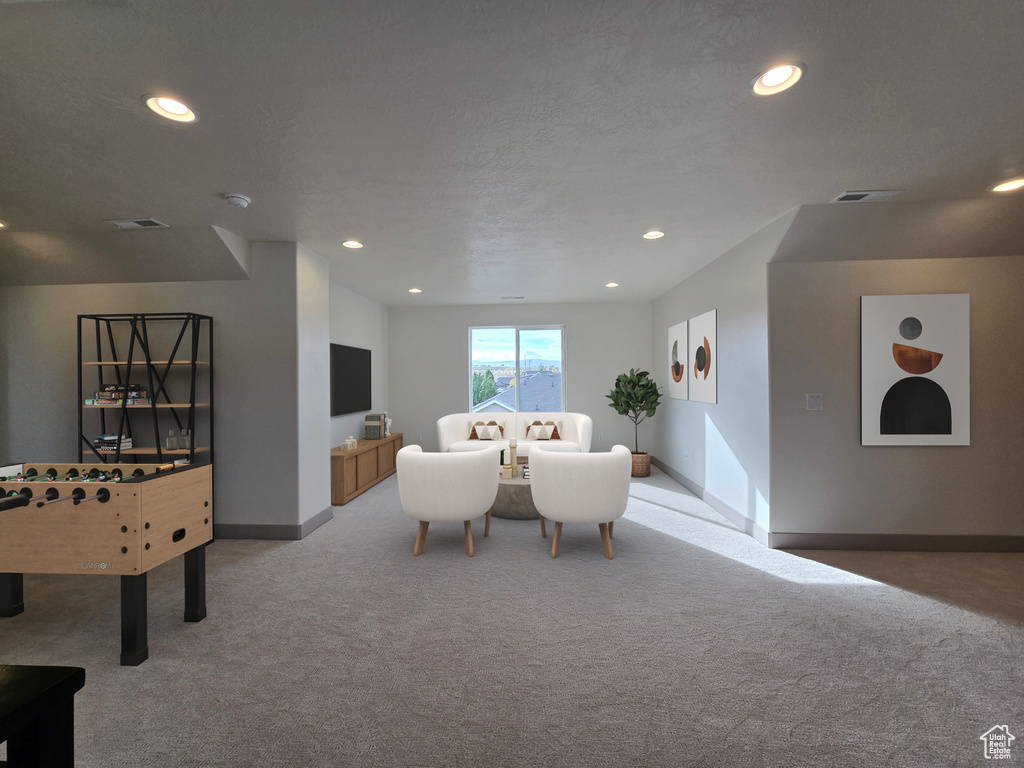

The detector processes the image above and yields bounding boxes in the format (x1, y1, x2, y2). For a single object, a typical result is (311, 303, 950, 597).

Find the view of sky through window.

(470, 327, 565, 411)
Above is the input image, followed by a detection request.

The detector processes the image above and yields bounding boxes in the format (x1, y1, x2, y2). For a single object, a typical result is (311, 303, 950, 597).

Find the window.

(470, 326, 565, 413)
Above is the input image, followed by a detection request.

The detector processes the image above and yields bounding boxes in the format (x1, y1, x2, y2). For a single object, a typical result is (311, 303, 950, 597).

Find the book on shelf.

(85, 398, 152, 405)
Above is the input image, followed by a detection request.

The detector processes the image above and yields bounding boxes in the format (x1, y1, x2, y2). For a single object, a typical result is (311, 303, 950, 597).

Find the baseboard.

(214, 506, 334, 541)
(650, 456, 769, 546)
(771, 532, 1024, 552)
(703, 489, 770, 546)
(650, 456, 703, 497)
(300, 506, 334, 538)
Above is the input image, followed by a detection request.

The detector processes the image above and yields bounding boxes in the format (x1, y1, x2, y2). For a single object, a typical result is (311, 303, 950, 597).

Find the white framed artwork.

(861, 293, 970, 446)
(667, 321, 688, 400)
(688, 309, 717, 404)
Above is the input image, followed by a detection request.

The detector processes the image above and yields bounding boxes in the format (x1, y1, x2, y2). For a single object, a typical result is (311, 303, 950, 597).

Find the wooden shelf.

(83, 403, 210, 409)
(82, 361, 210, 366)
(91, 447, 210, 455)
(79, 313, 213, 468)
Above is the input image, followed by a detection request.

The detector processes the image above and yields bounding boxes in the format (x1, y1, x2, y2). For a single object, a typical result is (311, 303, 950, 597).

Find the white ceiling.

(1, 0, 1023, 304)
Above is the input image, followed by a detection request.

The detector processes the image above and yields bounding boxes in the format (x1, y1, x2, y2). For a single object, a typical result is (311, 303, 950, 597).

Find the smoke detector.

(831, 190, 903, 203)
(223, 193, 251, 208)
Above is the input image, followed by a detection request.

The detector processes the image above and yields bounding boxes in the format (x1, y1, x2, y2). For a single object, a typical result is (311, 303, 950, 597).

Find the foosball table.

(0, 461, 212, 666)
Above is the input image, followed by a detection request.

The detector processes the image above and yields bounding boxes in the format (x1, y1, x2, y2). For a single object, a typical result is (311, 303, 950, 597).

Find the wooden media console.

(331, 432, 403, 505)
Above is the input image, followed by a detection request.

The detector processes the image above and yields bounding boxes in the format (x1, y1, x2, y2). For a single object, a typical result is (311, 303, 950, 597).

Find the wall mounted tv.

(330, 344, 372, 416)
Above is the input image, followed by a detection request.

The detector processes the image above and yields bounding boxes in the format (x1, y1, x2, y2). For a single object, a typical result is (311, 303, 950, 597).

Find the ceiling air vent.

(103, 218, 169, 229)
(831, 190, 903, 203)
(500, 296, 526, 300)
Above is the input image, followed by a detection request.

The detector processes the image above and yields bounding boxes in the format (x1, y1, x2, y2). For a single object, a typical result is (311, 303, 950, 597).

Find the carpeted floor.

(2, 468, 1022, 767)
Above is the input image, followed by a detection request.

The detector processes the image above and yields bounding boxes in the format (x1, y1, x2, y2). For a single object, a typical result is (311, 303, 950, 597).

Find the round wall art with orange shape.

(667, 320, 688, 400)
(861, 294, 970, 446)
(688, 309, 717, 404)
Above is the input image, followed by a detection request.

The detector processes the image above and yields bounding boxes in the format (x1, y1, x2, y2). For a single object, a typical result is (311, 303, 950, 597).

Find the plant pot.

(631, 451, 651, 477)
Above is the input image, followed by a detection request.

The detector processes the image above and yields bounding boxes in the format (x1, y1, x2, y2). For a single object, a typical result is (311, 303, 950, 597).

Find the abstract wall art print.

(667, 320, 688, 400)
(861, 293, 969, 446)
(688, 309, 717, 404)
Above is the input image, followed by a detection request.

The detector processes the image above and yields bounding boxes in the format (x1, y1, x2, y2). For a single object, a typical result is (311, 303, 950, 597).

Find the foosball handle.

(0, 492, 31, 512)
(155, 464, 175, 472)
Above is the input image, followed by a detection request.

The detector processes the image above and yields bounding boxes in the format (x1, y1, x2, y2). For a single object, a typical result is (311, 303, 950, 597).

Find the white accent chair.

(396, 444, 500, 557)
(529, 444, 632, 559)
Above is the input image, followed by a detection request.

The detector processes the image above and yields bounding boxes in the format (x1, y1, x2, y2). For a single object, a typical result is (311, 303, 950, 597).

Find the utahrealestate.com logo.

(980, 726, 1015, 760)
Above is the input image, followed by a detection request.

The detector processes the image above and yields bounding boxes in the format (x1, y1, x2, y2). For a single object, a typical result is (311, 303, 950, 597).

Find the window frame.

(468, 325, 567, 413)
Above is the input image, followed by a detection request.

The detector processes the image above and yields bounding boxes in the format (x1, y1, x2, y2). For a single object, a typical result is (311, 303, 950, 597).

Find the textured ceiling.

(1, 0, 1023, 303)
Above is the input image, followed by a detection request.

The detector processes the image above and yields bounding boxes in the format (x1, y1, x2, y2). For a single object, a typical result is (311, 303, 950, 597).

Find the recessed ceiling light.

(342, 240, 363, 249)
(991, 177, 1024, 193)
(143, 94, 198, 123)
(222, 193, 251, 208)
(605, 282, 619, 288)
(751, 63, 805, 96)
(408, 288, 422, 293)
(643, 230, 664, 239)
(0, 220, 6, 229)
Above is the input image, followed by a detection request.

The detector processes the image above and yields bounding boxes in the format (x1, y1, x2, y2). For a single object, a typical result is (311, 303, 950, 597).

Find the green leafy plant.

(606, 368, 662, 454)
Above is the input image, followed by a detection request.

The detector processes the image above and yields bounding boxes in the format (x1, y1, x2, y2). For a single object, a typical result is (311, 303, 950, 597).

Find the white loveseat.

(437, 412, 593, 456)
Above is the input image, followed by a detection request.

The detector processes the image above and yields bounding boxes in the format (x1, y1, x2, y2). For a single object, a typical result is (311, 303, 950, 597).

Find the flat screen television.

(330, 344, 371, 416)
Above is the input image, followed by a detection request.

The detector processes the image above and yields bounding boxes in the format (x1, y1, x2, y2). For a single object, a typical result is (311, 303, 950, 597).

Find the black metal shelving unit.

(77, 313, 214, 468)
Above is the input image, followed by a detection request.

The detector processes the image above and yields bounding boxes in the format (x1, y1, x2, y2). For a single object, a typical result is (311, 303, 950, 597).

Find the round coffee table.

(489, 471, 547, 538)
(491, 474, 538, 519)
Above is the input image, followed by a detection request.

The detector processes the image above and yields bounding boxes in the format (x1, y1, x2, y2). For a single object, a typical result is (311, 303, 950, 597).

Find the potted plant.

(606, 368, 662, 477)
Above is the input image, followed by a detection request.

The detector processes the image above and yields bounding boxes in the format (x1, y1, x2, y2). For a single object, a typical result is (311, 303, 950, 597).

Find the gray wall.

(329, 281, 389, 446)
(651, 210, 798, 537)
(296, 245, 332, 528)
(768, 255, 1024, 537)
(773, 199, 1024, 265)
(388, 302, 652, 452)
(0, 243, 311, 532)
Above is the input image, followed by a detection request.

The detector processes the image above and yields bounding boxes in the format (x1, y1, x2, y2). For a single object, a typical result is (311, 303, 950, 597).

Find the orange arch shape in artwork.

(892, 343, 942, 374)
(671, 362, 684, 382)
(694, 336, 711, 380)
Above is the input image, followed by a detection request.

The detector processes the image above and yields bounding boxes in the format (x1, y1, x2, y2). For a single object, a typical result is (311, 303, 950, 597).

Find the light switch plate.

(806, 393, 823, 411)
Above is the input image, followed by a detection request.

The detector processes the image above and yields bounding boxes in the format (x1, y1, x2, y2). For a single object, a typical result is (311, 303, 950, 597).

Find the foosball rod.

(36, 488, 85, 507)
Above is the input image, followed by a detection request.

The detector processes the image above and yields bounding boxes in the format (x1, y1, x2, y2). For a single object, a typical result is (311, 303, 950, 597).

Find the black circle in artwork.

(899, 316, 922, 340)
(695, 346, 707, 372)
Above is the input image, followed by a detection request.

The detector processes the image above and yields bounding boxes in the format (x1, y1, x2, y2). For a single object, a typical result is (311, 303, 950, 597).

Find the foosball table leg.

(0, 573, 25, 617)
(120, 574, 149, 666)
(184, 544, 207, 623)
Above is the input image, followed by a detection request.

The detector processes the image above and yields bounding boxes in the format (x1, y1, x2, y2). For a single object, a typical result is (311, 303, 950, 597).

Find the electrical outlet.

(416, 433, 422, 442)
(597, 433, 604, 442)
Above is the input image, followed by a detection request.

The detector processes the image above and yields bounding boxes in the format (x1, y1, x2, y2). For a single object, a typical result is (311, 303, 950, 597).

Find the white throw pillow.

(525, 420, 562, 440)
(469, 420, 504, 440)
